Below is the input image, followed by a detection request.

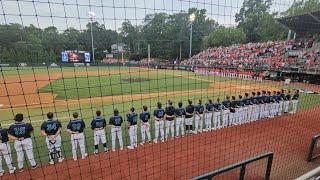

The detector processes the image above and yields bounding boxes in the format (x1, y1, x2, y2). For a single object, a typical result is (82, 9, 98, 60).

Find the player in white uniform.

(0, 125, 16, 176)
(67, 112, 87, 161)
(41, 112, 64, 164)
(91, 110, 108, 154)
(109, 109, 124, 151)
(8, 113, 39, 172)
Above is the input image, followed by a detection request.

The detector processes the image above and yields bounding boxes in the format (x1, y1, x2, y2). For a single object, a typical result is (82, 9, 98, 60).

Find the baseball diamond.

(0, 0, 320, 180)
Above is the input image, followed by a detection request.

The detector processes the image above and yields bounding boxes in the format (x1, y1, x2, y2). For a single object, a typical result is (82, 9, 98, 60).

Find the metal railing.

(192, 152, 274, 180)
(307, 135, 320, 162)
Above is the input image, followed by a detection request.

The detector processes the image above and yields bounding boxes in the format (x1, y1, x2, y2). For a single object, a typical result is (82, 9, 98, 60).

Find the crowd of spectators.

(180, 38, 320, 71)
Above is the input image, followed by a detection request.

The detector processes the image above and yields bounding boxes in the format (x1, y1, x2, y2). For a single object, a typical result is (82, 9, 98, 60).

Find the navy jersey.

(285, 94, 291, 101)
(244, 98, 251, 106)
(127, 112, 138, 125)
(277, 95, 282, 102)
(280, 93, 285, 101)
(237, 100, 245, 107)
(140, 111, 151, 123)
(214, 103, 223, 111)
(273, 95, 279, 103)
(205, 103, 214, 112)
(67, 119, 85, 133)
(165, 106, 176, 120)
(222, 100, 231, 109)
(91, 116, 106, 130)
(269, 96, 275, 103)
(251, 97, 258, 105)
(8, 122, 34, 139)
(154, 108, 165, 119)
(258, 96, 264, 104)
(230, 100, 237, 113)
(292, 93, 299, 100)
(41, 119, 62, 135)
(185, 105, 195, 118)
(175, 107, 186, 117)
(109, 115, 123, 126)
(0, 128, 9, 143)
(262, 95, 268, 103)
(195, 104, 205, 114)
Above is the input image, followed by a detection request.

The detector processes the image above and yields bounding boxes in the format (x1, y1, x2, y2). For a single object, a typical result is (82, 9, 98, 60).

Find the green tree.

(203, 27, 246, 48)
(283, 0, 320, 16)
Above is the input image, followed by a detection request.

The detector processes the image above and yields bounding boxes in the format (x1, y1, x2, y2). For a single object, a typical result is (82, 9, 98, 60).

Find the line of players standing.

(0, 89, 299, 176)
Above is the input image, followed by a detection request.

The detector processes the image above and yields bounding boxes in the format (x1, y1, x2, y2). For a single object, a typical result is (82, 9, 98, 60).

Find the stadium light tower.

(189, 13, 196, 58)
(88, 11, 96, 61)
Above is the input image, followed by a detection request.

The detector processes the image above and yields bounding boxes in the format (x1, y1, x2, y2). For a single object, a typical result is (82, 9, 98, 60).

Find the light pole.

(189, 13, 195, 58)
(88, 11, 96, 61)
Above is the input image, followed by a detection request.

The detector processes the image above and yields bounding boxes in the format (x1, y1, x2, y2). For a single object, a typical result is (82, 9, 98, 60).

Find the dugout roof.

(277, 10, 320, 35)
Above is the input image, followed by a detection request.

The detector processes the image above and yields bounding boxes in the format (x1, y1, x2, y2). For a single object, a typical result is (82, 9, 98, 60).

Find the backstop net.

(0, 0, 320, 179)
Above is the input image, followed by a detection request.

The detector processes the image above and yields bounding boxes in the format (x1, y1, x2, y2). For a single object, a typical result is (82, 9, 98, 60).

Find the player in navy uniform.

(127, 107, 138, 149)
(41, 112, 64, 164)
(272, 91, 279, 116)
(251, 92, 259, 121)
(109, 109, 124, 151)
(165, 100, 175, 139)
(185, 100, 195, 134)
(91, 110, 107, 155)
(213, 98, 223, 129)
(243, 93, 251, 122)
(154, 102, 165, 143)
(0, 124, 16, 176)
(8, 113, 38, 172)
(230, 96, 237, 125)
(175, 102, 186, 137)
(67, 112, 87, 161)
(222, 96, 231, 127)
(237, 95, 245, 124)
(194, 100, 204, 134)
(140, 106, 151, 145)
(291, 90, 299, 114)
(261, 91, 269, 118)
(284, 90, 291, 113)
(279, 89, 285, 115)
(257, 91, 264, 120)
(268, 92, 276, 118)
(204, 99, 214, 131)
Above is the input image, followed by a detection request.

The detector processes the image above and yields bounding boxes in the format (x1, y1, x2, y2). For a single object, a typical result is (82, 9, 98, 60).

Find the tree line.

(0, 0, 318, 63)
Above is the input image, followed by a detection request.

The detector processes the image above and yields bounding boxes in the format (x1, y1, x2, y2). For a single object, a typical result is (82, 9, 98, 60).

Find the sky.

(0, 0, 295, 32)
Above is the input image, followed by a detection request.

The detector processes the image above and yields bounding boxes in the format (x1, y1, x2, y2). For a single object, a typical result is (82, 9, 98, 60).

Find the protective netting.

(0, 0, 320, 179)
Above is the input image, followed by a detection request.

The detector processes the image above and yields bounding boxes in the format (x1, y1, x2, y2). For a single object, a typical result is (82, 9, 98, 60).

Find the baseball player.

(272, 91, 279, 117)
(284, 90, 291, 113)
(0, 124, 16, 176)
(278, 89, 285, 115)
(257, 92, 264, 120)
(291, 90, 299, 114)
(237, 95, 245, 124)
(154, 102, 165, 143)
(250, 92, 259, 121)
(109, 109, 124, 151)
(222, 96, 231, 127)
(204, 99, 214, 131)
(268, 92, 276, 118)
(67, 112, 87, 161)
(41, 112, 64, 164)
(165, 100, 175, 139)
(243, 93, 251, 122)
(91, 110, 108, 154)
(175, 102, 185, 137)
(8, 113, 38, 172)
(127, 107, 138, 149)
(194, 100, 204, 134)
(185, 100, 195, 134)
(230, 96, 237, 125)
(213, 98, 223, 129)
(140, 106, 151, 145)
(262, 91, 269, 118)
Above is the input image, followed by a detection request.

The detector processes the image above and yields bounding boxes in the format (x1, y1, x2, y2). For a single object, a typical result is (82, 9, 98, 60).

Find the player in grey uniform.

(0, 124, 16, 176)
(204, 99, 214, 131)
(41, 112, 64, 164)
(194, 100, 204, 134)
(291, 90, 299, 114)
(91, 110, 108, 154)
(175, 102, 186, 137)
(8, 113, 39, 172)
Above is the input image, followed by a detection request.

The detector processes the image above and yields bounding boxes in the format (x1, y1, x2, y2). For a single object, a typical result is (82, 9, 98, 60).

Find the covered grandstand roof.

(277, 10, 320, 35)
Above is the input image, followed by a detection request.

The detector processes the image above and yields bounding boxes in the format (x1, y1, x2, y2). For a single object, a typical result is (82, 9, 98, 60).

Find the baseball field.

(1, 66, 320, 179)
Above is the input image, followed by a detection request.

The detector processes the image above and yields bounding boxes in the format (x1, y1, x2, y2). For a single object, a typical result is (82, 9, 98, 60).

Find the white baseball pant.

(247, 106, 253, 121)
(278, 101, 283, 115)
(283, 101, 290, 113)
(243, 106, 248, 122)
(194, 114, 203, 132)
(14, 138, 37, 169)
(93, 129, 106, 145)
(71, 133, 86, 158)
(204, 112, 212, 130)
(259, 104, 265, 119)
(222, 109, 230, 127)
(165, 120, 175, 139)
(229, 112, 235, 125)
(292, 100, 298, 114)
(46, 134, 62, 161)
(141, 122, 151, 143)
(129, 125, 138, 147)
(269, 103, 276, 117)
(238, 107, 244, 124)
(0, 143, 14, 172)
(234, 108, 239, 124)
(264, 103, 270, 117)
(251, 105, 258, 121)
(154, 120, 164, 141)
(213, 111, 221, 129)
(111, 126, 123, 149)
(175, 117, 185, 136)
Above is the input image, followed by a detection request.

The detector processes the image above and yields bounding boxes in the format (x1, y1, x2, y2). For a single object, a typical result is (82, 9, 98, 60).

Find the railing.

(192, 152, 274, 180)
(307, 135, 320, 162)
